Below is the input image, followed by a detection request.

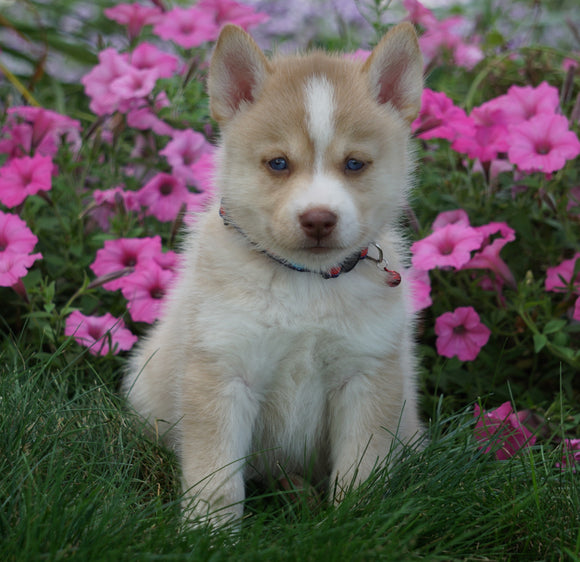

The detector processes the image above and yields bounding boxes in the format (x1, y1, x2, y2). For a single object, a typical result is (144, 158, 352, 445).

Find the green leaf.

(543, 319, 568, 334)
(533, 334, 548, 353)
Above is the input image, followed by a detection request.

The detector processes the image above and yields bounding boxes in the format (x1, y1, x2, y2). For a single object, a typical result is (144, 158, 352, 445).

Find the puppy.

(124, 22, 423, 527)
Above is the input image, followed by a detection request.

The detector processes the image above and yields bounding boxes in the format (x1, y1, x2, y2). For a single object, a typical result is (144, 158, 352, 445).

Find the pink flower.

(199, 0, 269, 30)
(91, 186, 141, 230)
(545, 253, 580, 293)
(411, 223, 484, 271)
(0, 106, 81, 157)
(129, 43, 178, 79)
(435, 306, 491, 361)
(463, 222, 516, 288)
(187, 151, 217, 210)
(81, 48, 132, 115)
(474, 402, 536, 460)
(557, 438, 580, 471)
(65, 311, 137, 356)
(0, 154, 53, 208)
(161, 129, 210, 169)
(0, 211, 42, 286)
(90, 236, 163, 291)
(136, 173, 191, 222)
(412, 89, 474, 141)
(109, 66, 158, 101)
(152, 7, 219, 49)
(407, 267, 432, 313)
(121, 262, 174, 324)
(104, 3, 162, 40)
(403, 0, 437, 28)
(507, 114, 580, 174)
(431, 208, 471, 230)
(499, 82, 560, 124)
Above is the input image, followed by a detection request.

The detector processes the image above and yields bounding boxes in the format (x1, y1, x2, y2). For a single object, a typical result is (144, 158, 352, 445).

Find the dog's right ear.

(208, 25, 271, 124)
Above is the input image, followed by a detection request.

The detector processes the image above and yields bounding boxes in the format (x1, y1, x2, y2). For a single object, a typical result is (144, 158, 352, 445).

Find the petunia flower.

(104, 2, 162, 40)
(121, 262, 175, 324)
(412, 89, 474, 141)
(0, 154, 53, 208)
(411, 223, 484, 271)
(0, 211, 42, 287)
(557, 438, 580, 471)
(90, 236, 163, 291)
(463, 222, 516, 288)
(65, 310, 137, 356)
(435, 306, 491, 361)
(198, 0, 269, 30)
(136, 173, 191, 222)
(152, 7, 219, 49)
(431, 208, 471, 230)
(129, 42, 179, 79)
(0, 106, 81, 157)
(507, 114, 580, 174)
(545, 253, 580, 293)
(407, 267, 432, 313)
(109, 66, 158, 101)
(474, 402, 536, 460)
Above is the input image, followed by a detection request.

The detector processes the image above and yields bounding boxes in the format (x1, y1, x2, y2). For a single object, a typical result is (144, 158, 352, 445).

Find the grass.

(1, 343, 579, 561)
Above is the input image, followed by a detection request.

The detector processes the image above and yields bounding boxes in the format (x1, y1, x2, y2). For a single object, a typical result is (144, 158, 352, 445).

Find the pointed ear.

(362, 22, 423, 124)
(208, 24, 271, 123)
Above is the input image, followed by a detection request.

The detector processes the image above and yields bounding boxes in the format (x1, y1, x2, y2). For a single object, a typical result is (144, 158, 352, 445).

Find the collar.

(218, 201, 401, 285)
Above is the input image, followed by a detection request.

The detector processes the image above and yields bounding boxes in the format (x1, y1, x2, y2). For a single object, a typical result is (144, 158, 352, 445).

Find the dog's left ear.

(208, 24, 271, 123)
(363, 22, 423, 124)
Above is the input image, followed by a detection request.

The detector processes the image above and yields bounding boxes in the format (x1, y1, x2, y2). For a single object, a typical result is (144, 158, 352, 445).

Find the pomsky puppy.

(124, 22, 424, 527)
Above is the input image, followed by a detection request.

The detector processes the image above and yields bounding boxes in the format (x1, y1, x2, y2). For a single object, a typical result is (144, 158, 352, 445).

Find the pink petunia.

(507, 114, 580, 174)
(104, 2, 162, 40)
(431, 208, 471, 230)
(435, 306, 491, 361)
(198, 0, 269, 30)
(545, 253, 580, 293)
(129, 42, 179, 79)
(0, 211, 42, 286)
(407, 267, 432, 313)
(412, 89, 474, 141)
(109, 66, 158, 101)
(463, 222, 516, 288)
(0, 106, 81, 157)
(152, 7, 219, 49)
(474, 402, 536, 461)
(121, 262, 174, 324)
(497, 82, 560, 124)
(90, 236, 163, 291)
(411, 223, 484, 271)
(136, 173, 191, 222)
(0, 154, 53, 208)
(557, 438, 580, 471)
(403, 0, 438, 28)
(65, 310, 137, 356)
(81, 48, 132, 115)
(91, 185, 141, 231)
(161, 129, 210, 170)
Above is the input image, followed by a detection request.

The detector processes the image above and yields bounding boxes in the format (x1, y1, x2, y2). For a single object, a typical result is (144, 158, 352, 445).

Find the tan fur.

(124, 23, 424, 528)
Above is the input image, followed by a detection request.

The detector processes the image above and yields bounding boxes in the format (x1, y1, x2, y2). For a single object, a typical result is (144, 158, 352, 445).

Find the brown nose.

(299, 208, 337, 240)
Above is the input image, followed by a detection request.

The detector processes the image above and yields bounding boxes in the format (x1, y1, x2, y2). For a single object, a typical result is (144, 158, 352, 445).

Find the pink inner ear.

(376, 60, 408, 107)
(227, 65, 257, 109)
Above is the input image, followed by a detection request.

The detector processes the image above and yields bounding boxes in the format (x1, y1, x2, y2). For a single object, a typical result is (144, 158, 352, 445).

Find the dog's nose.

(299, 208, 337, 240)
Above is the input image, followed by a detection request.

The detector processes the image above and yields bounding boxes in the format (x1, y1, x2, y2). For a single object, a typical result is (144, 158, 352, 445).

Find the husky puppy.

(124, 22, 423, 526)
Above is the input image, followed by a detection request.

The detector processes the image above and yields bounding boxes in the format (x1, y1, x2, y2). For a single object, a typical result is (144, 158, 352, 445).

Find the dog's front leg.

(328, 371, 403, 502)
(179, 374, 259, 528)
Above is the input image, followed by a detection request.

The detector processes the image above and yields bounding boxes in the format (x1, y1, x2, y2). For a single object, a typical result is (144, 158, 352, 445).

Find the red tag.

(384, 268, 401, 287)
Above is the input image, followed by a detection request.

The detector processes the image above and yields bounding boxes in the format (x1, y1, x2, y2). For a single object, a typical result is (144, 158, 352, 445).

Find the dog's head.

(208, 23, 423, 272)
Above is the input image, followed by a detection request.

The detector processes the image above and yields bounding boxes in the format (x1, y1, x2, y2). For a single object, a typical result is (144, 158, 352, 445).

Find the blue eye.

(268, 157, 288, 171)
(346, 158, 365, 172)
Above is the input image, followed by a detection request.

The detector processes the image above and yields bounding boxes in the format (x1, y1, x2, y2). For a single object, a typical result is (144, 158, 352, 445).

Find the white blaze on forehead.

(304, 76, 335, 170)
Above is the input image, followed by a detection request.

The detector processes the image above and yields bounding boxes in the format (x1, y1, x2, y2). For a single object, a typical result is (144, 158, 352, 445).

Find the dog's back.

(125, 23, 423, 527)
